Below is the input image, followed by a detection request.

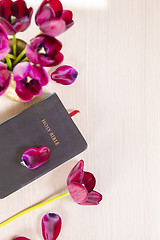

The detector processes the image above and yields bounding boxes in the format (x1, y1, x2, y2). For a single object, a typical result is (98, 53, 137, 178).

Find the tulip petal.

(81, 190, 103, 205)
(0, 0, 12, 19)
(15, 80, 34, 102)
(42, 213, 62, 240)
(13, 62, 31, 81)
(35, 4, 55, 26)
(67, 160, 84, 185)
(29, 65, 49, 86)
(14, 0, 27, 18)
(29, 79, 42, 96)
(51, 65, 78, 85)
(67, 169, 84, 185)
(0, 24, 10, 60)
(49, 0, 63, 18)
(68, 182, 88, 204)
(82, 171, 96, 193)
(40, 19, 66, 37)
(0, 62, 11, 96)
(12, 237, 30, 240)
(25, 44, 39, 65)
(21, 147, 50, 169)
(39, 52, 63, 67)
(61, 10, 74, 29)
(0, 17, 16, 35)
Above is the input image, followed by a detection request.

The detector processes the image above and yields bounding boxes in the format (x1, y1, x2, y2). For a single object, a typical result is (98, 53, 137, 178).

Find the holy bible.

(0, 93, 87, 198)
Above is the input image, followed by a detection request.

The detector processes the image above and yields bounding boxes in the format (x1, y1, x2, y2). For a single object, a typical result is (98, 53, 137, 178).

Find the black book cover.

(0, 93, 87, 198)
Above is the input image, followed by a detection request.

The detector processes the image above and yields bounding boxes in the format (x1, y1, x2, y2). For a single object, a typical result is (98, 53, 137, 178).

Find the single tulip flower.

(25, 34, 63, 67)
(67, 160, 102, 205)
(13, 62, 49, 101)
(0, 24, 10, 60)
(0, 0, 33, 35)
(51, 65, 78, 85)
(21, 146, 50, 169)
(42, 213, 62, 240)
(0, 62, 11, 96)
(35, 0, 74, 37)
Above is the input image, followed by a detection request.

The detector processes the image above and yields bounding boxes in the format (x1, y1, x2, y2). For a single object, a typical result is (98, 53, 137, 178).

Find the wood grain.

(1, 0, 160, 239)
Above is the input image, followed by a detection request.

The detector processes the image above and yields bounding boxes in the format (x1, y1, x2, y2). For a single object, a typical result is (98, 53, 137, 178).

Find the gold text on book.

(42, 119, 60, 146)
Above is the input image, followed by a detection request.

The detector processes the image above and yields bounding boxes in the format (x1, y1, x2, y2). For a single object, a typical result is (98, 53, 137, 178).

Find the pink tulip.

(67, 160, 102, 205)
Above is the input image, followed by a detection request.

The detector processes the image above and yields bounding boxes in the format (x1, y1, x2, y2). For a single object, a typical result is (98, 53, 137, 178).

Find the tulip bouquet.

(0, 0, 78, 102)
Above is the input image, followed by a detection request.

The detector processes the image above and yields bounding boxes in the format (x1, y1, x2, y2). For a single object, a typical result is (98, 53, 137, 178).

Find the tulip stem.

(5, 55, 12, 70)
(0, 191, 69, 228)
(13, 48, 26, 66)
(13, 35, 16, 57)
(7, 54, 16, 60)
(21, 57, 29, 62)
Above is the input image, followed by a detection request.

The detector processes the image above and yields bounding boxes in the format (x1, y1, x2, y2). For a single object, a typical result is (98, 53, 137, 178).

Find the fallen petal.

(51, 65, 78, 85)
(12, 237, 30, 240)
(67, 160, 84, 185)
(42, 213, 62, 240)
(21, 146, 50, 169)
(82, 171, 96, 193)
(68, 182, 88, 204)
(81, 190, 103, 205)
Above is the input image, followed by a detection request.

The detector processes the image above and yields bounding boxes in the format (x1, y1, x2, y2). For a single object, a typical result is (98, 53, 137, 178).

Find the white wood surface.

(1, 0, 160, 239)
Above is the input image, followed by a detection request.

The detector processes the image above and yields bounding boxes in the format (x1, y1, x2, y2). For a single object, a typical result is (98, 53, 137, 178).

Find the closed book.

(0, 93, 87, 198)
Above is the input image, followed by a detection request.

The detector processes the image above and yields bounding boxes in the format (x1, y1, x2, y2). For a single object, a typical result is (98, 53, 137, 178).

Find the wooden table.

(1, 0, 160, 239)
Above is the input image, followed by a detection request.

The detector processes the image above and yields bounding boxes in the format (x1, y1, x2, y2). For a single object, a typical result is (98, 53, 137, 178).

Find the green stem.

(7, 54, 16, 60)
(13, 48, 26, 66)
(13, 35, 16, 57)
(0, 191, 69, 228)
(5, 55, 12, 70)
(21, 57, 29, 62)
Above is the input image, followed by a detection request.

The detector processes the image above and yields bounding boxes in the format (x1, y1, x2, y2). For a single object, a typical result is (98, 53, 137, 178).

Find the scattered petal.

(51, 65, 78, 85)
(42, 213, 62, 240)
(12, 237, 30, 240)
(21, 146, 50, 169)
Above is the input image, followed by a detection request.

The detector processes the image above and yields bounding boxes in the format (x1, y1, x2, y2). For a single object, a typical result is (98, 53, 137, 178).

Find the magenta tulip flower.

(12, 237, 30, 240)
(0, 24, 10, 60)
(42, 213, 62, 240)
(51, 65, 78, 85)
(25, 34, 63, 67)
(0, 0, 33, 35)
(67, 160, 102, 205)
(35, 0, 74, 37)
(13, 62, 49, 101)
(21, 146, 50, 169)
(0, 62, 11, 96)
